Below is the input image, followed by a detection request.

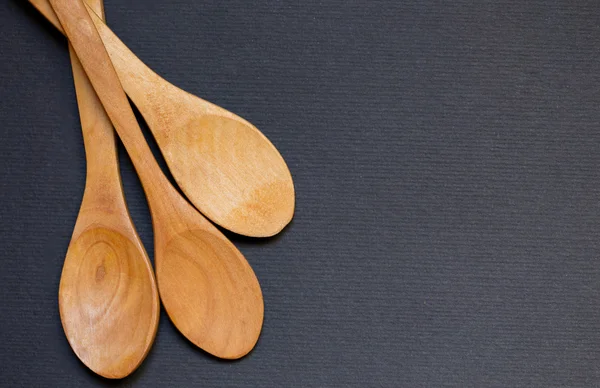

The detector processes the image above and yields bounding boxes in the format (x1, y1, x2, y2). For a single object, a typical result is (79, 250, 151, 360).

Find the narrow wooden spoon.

(60, 0, 159, 378)
(49, 0, 264, 359)
(30, 0, 294, 237)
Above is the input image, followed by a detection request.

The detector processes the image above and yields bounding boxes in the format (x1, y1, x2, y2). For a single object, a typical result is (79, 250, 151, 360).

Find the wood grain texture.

(48, 0, 263, 359)
(30, 0, 294, 237)
(61, 0, 159, 379)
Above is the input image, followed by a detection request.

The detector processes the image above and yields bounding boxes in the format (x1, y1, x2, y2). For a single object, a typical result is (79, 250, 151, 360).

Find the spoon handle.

(29, 1, 160, 96)
(30, 0, 225, 117)
(68, 5, 126, 234)
(48, 0, 171, 207)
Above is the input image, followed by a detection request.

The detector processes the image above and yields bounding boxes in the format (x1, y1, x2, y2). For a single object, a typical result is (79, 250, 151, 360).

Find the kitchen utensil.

(60, 0, 159, 378)
(31, 0, 294, 237)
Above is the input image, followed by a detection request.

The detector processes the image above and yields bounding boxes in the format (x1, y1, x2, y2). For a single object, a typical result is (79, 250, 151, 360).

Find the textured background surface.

(2, 0, 600, 386)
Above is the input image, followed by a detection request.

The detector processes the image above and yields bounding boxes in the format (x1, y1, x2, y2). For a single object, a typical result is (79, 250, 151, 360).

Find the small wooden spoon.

(49, 0, 264, 359)
(60, 0, 159, 378)
(30, 0, 294, 237)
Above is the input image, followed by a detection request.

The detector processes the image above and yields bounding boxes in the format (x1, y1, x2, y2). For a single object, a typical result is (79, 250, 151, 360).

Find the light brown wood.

(49, 0, 264, 359)
(60, 0, 159, 379)
(30, 0, 294, 237)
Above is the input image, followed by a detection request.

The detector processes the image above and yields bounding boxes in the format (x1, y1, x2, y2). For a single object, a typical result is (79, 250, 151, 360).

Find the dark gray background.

(2, 0, 600, 386)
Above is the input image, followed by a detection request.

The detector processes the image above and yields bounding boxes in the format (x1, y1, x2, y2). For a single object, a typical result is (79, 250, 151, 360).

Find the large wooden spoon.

(60, 0, 159, 378)
(30, 0, 294, 237)
(49, 0, 264, 359)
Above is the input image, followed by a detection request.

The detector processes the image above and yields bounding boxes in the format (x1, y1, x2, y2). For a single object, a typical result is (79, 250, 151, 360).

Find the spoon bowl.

(164, 114, 295, 235)
(61, 227, 158, 377)
(157, 228, 263, 358)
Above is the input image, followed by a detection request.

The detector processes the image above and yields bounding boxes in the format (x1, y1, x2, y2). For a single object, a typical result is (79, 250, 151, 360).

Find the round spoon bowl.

(165, 114, 295, 237)
(60, 227, 158, 379)
(157, 229, 263, 359)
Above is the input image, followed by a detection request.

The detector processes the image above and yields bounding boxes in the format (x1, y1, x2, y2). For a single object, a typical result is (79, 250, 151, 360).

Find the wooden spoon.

(30, 0, 294, 237)
(60, 0, 159, 378)
(49, 0, 264, 359)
